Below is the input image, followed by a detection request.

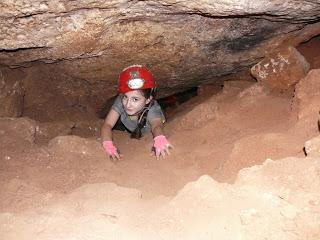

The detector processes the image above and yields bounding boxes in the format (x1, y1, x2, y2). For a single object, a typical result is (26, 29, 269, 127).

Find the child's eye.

(133, 97, 139, 102)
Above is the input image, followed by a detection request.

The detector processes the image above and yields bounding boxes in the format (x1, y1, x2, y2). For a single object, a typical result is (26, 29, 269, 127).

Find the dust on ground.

(1, 67, 320, 239)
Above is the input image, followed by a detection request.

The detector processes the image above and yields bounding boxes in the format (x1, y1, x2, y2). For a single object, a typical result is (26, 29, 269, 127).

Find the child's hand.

(153, 135, 173, 159)
(102, 140, 122, 162)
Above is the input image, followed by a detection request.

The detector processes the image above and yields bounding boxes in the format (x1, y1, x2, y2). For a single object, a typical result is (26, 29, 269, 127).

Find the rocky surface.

(0, 67, 25, 117)
(0, 67, 320, 239)
(292, 69, 320, 137)
(0, 143, 319, 240)
(251, 46, 310, 92)
(0, 1, 319, 119)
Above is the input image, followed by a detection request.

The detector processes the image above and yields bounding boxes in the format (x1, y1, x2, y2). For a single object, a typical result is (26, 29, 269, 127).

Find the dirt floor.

(0, 42, 320, 239)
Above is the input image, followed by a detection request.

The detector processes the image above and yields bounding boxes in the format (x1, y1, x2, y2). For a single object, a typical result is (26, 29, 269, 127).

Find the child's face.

(121, 90, 151, 116)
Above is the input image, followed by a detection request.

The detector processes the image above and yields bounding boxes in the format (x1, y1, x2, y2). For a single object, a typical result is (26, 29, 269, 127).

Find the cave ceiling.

(0, 0, 320, 115)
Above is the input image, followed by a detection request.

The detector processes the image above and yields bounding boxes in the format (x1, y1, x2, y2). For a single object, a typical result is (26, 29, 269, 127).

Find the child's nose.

(126, 99, 132, 108)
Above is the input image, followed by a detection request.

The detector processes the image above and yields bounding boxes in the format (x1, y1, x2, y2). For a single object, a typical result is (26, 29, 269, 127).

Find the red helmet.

(118, 65, 155, 93)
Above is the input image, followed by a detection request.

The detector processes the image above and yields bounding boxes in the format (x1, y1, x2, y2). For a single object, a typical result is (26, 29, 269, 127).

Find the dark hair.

(131, 88, 155, 139)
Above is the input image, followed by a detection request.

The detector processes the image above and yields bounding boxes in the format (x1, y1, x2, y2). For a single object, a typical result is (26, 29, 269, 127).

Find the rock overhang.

(0, 0, 320, 119)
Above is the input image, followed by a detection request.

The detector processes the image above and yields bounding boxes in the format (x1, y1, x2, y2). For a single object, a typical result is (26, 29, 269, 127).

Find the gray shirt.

(112, 95, 165, 133)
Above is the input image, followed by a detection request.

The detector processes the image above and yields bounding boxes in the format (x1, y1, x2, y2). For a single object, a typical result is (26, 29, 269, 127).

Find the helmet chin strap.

(150, 88, 156, 96)
(136, 97, 154, 123)
(138, 107, 150, 124)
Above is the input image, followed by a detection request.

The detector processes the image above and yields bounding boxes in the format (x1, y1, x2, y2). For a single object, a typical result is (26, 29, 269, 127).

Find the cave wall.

(0, 67, 24, 117)
(0, 0, 320, 120)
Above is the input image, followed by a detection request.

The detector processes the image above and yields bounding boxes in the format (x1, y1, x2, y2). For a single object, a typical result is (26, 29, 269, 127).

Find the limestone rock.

(292, 69, 320, 134)
(293, 69, 320, 118)
(250, 46, 310, 92)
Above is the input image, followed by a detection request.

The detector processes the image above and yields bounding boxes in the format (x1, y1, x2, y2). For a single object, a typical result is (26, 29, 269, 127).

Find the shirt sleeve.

(111, 95, 124, 115)
(147, 100, 166, 123)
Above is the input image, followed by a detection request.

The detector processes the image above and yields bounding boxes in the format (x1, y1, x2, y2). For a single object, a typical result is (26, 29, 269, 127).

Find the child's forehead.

(124, 90, 144, 98)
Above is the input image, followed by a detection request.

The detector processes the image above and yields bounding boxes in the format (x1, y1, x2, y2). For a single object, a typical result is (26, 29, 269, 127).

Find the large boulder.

(250, 46, 310, 92)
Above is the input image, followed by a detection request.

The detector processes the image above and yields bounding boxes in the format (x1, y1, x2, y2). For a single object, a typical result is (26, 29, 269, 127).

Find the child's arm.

(150, 118, 165, 137)
(101, 109, 122, 161)
(150, 118, 173, 159)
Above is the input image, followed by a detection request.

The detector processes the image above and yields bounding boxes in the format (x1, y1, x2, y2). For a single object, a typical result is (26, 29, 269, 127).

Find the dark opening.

(157, 87, 198, 111)
(297, 34, 320, 69)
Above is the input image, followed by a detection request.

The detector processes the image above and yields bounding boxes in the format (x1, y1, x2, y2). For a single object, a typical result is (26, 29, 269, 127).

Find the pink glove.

(153, 135, 172, 158)
(102, 141, 120, 160)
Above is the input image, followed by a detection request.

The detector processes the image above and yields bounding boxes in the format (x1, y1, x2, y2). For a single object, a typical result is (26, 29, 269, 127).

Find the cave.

(1, 1, 320, 239)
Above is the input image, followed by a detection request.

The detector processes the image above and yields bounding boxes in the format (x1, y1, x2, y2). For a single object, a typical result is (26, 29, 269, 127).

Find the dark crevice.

(158, 87, 198, 110)
(297, 34, 320, 70)
(0, 46, 47, 52)
(3, 51, 107, 68)
(3, 11, 50, 20)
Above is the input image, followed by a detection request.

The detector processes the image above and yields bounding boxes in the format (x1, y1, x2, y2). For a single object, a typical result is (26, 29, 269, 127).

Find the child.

(101, 65, 173, 161)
